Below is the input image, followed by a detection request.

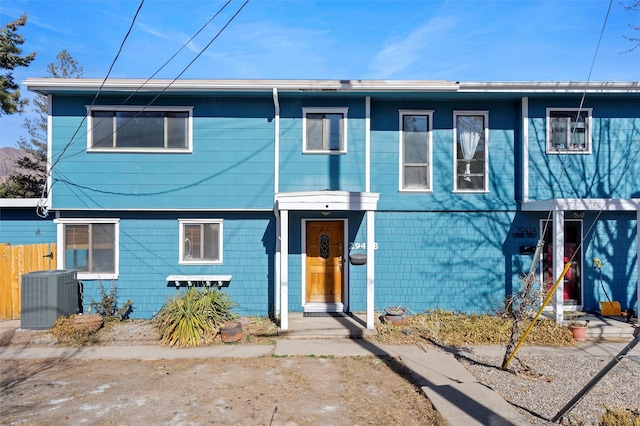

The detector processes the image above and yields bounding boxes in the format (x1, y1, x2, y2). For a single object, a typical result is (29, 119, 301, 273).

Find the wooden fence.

(0, 243, 57, 320)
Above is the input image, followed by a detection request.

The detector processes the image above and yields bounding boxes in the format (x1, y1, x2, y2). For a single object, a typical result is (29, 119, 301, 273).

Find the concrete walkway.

(2, 318, 637, 426)
(1, 320, 529, 426)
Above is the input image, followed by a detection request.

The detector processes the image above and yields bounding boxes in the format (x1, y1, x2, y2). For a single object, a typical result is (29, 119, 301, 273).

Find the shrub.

(89, 281, 133, 322)
(599, 407, 640, 426)
(154, 287, 238, 348)
(50, 316, 97, 346)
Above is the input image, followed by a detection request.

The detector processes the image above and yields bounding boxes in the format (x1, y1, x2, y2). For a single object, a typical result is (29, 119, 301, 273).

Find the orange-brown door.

(306, 221, 344, 304)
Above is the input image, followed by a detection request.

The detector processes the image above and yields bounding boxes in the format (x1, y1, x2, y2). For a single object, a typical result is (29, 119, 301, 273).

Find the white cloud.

(369, 17, 456, 78)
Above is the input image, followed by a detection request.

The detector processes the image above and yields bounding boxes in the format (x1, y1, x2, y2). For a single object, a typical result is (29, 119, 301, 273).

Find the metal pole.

(552, 327, 640, 423)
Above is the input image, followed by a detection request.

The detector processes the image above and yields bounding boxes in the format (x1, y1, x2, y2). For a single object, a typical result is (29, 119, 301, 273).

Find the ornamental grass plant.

(154, 287, 238, 348)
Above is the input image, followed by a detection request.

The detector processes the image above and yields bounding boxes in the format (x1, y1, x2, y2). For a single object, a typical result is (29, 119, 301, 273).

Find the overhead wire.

(49, 0, 234, 167)
(37, 0, 146, 217)
(533, 0, 640, 320)
(49, 0, 146, 173)
(40, 0, 249, 215)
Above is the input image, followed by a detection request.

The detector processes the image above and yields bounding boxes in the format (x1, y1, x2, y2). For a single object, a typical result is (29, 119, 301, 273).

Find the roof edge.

(23, 78, 460, 94)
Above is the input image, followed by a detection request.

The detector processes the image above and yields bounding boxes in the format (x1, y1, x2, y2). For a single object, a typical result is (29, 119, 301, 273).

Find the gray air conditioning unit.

(21, 270, 79, 330)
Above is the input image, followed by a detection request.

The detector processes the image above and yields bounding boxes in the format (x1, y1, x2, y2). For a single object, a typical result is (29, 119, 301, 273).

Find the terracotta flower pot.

(384, 308, 407, 326)
(569, 324, 588, 342)
(220, 321, 242, 343)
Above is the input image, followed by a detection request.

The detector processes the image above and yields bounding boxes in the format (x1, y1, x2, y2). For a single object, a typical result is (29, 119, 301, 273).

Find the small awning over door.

(274, 190, 379, 212)
(273, 191, 379, 330)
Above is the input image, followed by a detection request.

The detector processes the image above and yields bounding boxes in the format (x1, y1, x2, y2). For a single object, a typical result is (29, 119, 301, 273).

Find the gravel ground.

(457, 349, 640, 425)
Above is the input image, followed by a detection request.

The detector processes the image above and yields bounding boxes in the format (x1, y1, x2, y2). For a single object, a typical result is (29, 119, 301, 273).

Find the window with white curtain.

(454, 111, 488, 192)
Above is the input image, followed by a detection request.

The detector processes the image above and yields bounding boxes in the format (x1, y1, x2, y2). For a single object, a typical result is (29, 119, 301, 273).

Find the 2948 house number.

(349, 242, 378, 250)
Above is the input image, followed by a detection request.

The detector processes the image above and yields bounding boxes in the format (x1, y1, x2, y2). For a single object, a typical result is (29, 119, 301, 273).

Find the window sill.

(77, 272, 119, 280)
(399, 189, 433, 193)
(302, 150, 347, 155)
(546, 150, 592, 155)
(452, 189, 490, 194)
(87, 148, 193, 154)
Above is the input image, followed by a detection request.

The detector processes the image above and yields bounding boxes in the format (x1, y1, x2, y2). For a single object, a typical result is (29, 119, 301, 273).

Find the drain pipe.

(273, 88, 281, 317)
(273, 88, 280, 194)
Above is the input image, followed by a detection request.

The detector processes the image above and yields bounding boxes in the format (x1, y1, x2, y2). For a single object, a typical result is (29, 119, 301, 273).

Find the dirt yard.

(0, 321, 445, 425)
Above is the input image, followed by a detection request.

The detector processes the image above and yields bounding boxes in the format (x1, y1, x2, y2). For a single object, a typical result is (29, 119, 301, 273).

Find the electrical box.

(21, 270, 79, 330)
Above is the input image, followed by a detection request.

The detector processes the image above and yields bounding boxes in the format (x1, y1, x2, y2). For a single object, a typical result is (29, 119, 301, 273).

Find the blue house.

(17, 78, 640, 329)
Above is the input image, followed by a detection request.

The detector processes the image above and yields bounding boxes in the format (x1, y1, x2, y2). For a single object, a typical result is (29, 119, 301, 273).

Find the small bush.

(50, 316, 97, 346)
(89, 282, 133, 322)
(154, 287, 238, 348)
(599, 407, 640, 426)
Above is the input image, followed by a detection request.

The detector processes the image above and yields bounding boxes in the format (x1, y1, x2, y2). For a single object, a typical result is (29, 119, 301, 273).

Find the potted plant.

(568, 319, 589, 342)
(384, 306, 407, 326)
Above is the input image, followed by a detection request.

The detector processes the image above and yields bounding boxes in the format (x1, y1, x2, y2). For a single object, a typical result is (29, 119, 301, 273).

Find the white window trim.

(86, 105, 193, 153)
(398, 109, 434, 193)
(54, 218, 120, 280)
(178, 219, 224, 265)
(545, 107, 592, 155)
(453, 110, 490, 193)
(302, 107, 348, 154)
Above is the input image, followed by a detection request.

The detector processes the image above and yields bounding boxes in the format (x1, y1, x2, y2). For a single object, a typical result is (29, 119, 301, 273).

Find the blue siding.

(370, 100, 518, 211)
(0, 208, 56, 244)
(372, 211, 517, 314)
(582, 212, 638, 312)
(71, 212, 275, 318)
(51, 95, 276, 210)
(278, 98, 367, 193)
(22, 84, 637, 319)
(527, 98, 640, 200)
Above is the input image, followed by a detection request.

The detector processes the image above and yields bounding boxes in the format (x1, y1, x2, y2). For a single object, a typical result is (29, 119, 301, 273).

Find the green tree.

(0, 50, 83, 198)
(0, 14, 36, 115)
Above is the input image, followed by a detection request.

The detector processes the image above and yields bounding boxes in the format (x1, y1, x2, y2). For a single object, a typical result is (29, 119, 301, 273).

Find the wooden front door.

(306, 221, 344, 304)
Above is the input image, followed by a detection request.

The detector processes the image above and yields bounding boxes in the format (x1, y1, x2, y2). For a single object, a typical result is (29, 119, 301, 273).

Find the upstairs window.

(303, 107, 348, 153)
(88, 106, 192, 152)
(454, 111, 488, 192)
(179, 219, 223, 264)
(547, 108, 592, 154)
(399, 110, 433, 191)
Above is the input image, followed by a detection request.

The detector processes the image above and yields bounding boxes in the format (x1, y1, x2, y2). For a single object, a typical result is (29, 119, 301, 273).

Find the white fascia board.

(0, 198, 41, 208)
(274, 191, 380, 211)
(522, 198, 640, 211)
(459, 81, 640, 93)
(24, 78, 640, 95)
(23, 78, 459, 94)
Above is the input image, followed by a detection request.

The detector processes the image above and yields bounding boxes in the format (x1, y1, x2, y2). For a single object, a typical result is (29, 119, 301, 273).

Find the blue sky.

(1, 0, 639, 147)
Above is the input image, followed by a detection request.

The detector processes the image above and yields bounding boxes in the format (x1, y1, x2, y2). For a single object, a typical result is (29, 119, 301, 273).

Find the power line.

(49, 0, 146, 173)
(37, 0, 146, 217)
(50, 0, 234, 167)
(40, 0, 250, 214)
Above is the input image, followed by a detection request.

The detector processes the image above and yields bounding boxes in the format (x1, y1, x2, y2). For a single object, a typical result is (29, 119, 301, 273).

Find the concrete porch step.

(583, 314, 637, 340)
(278, 312, 376, 339)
